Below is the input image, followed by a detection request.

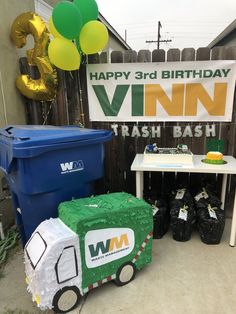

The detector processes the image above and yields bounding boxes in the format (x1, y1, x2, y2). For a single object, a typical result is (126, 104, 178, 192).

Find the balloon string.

(0, 71, 8, 125)
(43, 100, 53, 125)
(77, 71, 85, 126)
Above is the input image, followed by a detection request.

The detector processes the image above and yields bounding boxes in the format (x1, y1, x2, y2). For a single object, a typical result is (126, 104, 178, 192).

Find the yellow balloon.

(80, 21, 109, 55)
(48, 38, 81, 71)
(48, 16, 64, 38)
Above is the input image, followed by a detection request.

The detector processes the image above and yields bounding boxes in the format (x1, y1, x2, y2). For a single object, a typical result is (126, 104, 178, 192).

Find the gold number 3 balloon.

(11, 12, 58, 101)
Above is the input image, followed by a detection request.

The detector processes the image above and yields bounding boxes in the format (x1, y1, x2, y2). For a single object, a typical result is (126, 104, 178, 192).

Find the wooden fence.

(23, 46, 236, 215)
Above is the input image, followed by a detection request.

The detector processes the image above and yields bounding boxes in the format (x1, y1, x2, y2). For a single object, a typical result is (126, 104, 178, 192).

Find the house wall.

(0, 0, 35, 129)
(0, 0, 54, 133)
(214, 30, 236, 47)
(108, 33, 128, 51)
(0, 0, 36, 196)
(44, 0, 58, 6)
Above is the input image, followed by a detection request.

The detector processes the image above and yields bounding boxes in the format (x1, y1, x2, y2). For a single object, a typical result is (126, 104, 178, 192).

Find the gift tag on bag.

(195, 192, 203, 201)
(195, 189, 208, 201)
(152, 205, 160, 216)
(178, 206, 188, 221)
(208, 205, 217, 219)
(175, 189, 185, 200)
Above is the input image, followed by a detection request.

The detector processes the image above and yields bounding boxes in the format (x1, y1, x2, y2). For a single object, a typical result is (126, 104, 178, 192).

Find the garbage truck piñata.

(24, 192, 153, 313)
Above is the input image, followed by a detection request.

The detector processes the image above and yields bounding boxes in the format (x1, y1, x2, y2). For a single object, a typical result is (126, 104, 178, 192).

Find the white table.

(131, 154, 236, 246)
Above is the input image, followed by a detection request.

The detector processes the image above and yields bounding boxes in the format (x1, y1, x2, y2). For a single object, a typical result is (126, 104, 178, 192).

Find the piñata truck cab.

(24, 192, 153, 313)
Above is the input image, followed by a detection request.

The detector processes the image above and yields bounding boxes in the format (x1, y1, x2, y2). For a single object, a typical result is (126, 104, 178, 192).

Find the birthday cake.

(203, 151, 224, 164)
(143, 144, 193, 165)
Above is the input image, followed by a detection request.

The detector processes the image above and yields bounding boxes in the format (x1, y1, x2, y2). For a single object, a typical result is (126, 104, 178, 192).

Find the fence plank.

(180, 48, 195, 154)
(209, 47, 227, 199)
(225, 46, 236, 60)
(211, 46, 227, 60)
(162, 49, 182, 193)
(166, 49, 181, 151)
(147, 49, 166, 196)
(211, 48, 230, 170)
(124, 50, 137, 63)
(111, 51, 123, 63)
(167, 48, 181, 61)
(120, 50, 148, 194)
(100, 52, 108, 63)
(91, 53, 117, 192)
(64, 71, 80, 125)
(90, 52, 114, 193)
(152, 49, 165, 62)
(181, 48, 195, 61)
(136, 49, 151, 153)
(56, 69, 69, 125)
(196, 47, 211, 60)
(188, 47, 212, 192)
(88, 53, 100, 64)
(109, 51, 127, 192)
(137, 50, 151, 62)
(81, 54, 101, 127)
(195, 47, 212, 154)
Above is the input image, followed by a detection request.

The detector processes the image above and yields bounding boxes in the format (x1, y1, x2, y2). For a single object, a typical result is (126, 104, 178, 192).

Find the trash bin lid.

(0, 125, 112, 158)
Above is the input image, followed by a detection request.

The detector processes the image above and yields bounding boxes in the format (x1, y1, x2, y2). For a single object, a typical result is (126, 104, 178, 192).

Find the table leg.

(221, 174, 227, 209)
(230, 188, 236, 247)
(136, 171, 144, 199)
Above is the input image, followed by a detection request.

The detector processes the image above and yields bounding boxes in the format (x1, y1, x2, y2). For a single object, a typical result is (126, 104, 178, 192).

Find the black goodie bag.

(169, 188, 196, 242)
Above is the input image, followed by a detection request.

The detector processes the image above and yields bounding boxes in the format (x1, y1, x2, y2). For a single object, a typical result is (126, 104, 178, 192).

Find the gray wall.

(44, 0, 58, 6)
(0, 0, 35, 196)
(0, 0, 128, 129)
(0, 0, 36, 129)
(108, 34, 129, 52)
(216, 30, 236, 47)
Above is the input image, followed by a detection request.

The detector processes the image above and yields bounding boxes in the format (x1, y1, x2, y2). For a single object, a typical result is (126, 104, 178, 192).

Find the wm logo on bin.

(60, 160, 84, 174)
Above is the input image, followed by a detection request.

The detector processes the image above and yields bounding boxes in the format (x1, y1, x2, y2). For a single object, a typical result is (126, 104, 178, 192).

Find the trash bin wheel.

(53, 286, 81, 313)
(114, 262, 136, 286)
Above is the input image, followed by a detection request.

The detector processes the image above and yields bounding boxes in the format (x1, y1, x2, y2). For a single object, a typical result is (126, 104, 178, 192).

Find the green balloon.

(74, 0, 99, 25)
(52, 1, 83, 40)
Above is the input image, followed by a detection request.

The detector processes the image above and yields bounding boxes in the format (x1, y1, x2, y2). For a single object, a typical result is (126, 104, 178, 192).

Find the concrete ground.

(0, 219, 236, 314)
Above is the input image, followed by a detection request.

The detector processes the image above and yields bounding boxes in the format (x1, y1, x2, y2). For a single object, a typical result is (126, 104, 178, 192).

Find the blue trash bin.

(0, 125, 113, 244)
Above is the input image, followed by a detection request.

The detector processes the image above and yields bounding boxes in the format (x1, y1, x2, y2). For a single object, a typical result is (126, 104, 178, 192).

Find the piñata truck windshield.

(24, 192, 153, 313)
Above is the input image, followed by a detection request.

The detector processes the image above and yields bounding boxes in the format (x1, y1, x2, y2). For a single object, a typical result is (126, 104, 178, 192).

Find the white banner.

(86, 60, 236, 122)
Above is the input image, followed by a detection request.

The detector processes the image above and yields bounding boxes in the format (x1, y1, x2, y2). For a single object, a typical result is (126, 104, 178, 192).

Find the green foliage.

(0, 228, 20, 278)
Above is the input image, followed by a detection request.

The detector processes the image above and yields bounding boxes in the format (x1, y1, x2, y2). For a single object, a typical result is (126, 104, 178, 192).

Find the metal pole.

(157, 21, 162, 49)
